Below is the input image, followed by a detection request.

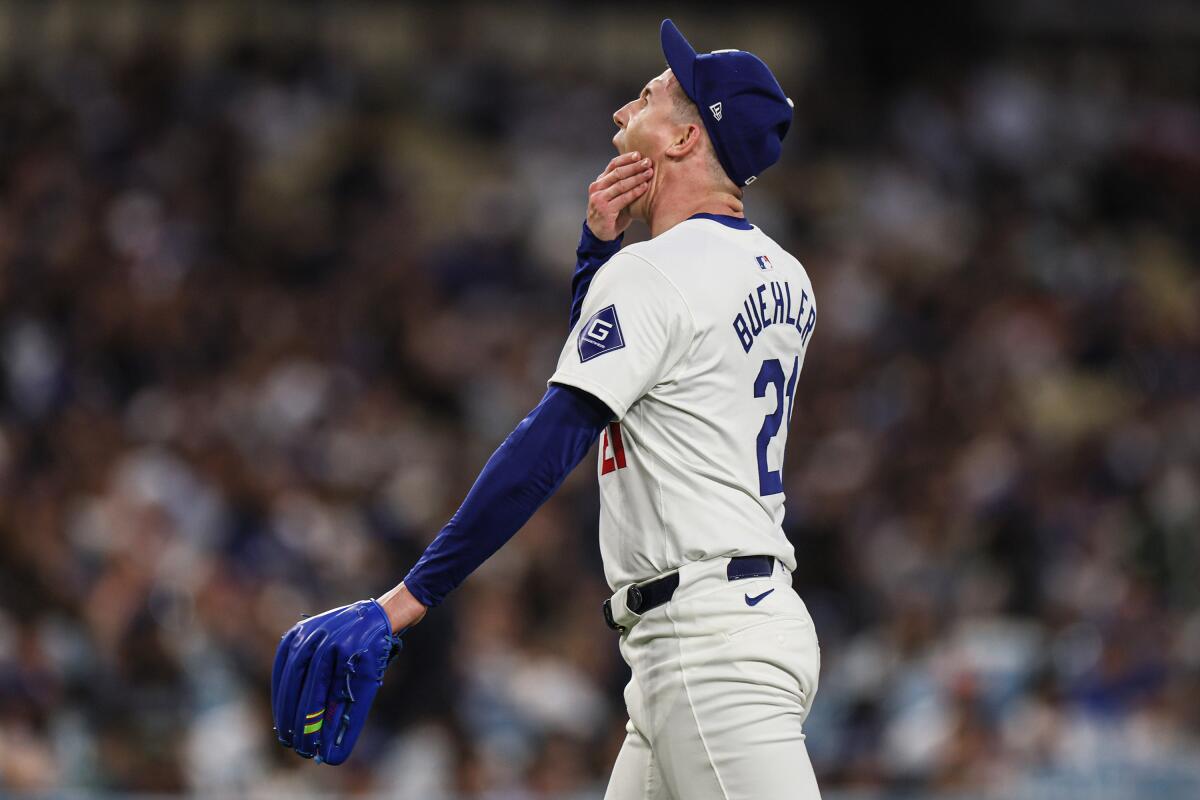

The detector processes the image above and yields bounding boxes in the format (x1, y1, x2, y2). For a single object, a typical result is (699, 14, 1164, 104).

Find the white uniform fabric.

(551, 216, 822, 799)
(603, 557, 821, 800)
(550, 217, 818, 590)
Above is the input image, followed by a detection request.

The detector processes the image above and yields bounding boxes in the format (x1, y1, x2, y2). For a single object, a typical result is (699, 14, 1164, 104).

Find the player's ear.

(664, 122, 702, 160)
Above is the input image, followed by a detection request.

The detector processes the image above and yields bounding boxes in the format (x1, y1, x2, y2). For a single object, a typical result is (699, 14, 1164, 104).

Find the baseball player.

(271, 19, 820, 799)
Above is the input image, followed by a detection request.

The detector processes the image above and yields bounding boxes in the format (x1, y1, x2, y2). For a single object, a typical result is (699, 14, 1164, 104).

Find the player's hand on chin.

(587, 151, 654, 241)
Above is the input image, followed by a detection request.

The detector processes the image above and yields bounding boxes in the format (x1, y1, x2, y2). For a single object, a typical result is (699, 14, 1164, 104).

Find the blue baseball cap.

(660, 19, 793, 187)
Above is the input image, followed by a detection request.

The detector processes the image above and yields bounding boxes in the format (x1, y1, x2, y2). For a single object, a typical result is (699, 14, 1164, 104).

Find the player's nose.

(612, 100, 632, 129)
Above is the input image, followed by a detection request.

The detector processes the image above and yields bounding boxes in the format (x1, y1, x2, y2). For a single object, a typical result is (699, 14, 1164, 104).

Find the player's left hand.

(587, 151, 654, 241)
(271, 599, 404, 765)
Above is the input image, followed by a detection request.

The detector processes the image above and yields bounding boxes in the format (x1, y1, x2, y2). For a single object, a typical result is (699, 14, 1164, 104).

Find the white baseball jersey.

(550, 215, 818, 590)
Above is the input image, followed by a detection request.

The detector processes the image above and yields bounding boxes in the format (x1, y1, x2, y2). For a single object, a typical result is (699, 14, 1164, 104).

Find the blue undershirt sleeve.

(401, 384, 613, 608)
(569, 221, 623, 329)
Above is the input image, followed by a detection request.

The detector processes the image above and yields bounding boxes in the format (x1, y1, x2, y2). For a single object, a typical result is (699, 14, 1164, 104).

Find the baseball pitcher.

(271, 19, 821, 799)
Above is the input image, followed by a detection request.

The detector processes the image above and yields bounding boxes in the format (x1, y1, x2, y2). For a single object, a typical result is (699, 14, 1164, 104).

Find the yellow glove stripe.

(303, 719, 324, 735)
(306, 710, 324, 719)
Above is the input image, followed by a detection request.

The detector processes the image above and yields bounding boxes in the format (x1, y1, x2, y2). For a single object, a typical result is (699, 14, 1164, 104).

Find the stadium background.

(1, 1, 1199, 797)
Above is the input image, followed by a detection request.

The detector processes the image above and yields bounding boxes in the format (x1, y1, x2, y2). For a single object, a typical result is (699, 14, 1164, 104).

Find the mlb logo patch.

(755, 255, 774, 271)
(578, 305, 625, 362)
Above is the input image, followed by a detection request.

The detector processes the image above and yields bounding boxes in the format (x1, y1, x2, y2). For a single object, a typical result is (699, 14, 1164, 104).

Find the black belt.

(603, 555, 775, 632)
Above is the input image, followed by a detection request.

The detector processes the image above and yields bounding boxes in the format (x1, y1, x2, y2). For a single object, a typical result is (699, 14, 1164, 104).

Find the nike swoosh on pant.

(745, 589, 775, 606)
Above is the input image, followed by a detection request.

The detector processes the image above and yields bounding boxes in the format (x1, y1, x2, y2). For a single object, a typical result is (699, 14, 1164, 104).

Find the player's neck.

(646, 186, 744, 238)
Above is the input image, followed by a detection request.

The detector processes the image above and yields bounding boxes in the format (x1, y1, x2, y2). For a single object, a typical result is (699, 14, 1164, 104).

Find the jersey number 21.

(754, 356, 799, 496)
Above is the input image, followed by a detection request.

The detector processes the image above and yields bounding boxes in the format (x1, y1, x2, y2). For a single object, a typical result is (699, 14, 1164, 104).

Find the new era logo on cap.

(709, 102, 723, 121)
(578, 305, 626, 362)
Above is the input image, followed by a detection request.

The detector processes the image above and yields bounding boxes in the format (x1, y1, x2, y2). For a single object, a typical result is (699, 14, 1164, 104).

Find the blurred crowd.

(1, 3, 1199, 798)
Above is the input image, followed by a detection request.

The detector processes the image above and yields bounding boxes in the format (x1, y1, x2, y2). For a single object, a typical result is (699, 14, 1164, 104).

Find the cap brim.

(660, 19, 697, 102)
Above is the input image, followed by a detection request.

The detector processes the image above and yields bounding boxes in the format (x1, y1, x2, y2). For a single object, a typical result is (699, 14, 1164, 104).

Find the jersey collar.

(688, 212, 753, 230)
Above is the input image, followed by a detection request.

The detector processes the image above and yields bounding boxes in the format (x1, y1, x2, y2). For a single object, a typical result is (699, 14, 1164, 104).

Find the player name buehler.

(733, 278, 816, 354)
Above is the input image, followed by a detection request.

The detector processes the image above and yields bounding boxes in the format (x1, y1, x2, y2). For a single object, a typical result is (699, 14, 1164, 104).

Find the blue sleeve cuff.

(579, 221, 623, 256)
(402, 580, 437, 610)
(570, 221, 623, 329)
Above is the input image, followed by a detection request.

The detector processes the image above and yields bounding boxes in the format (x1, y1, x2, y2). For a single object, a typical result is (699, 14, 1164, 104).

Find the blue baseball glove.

(271, 599, 403, 765)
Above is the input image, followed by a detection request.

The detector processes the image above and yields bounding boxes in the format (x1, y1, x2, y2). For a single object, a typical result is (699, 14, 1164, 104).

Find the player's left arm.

(270, 384, 612, 764)
(392, 383, 612, 611)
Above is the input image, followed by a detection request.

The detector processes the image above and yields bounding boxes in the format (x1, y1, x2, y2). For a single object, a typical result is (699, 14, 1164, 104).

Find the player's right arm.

(569, 153, 654, 327)
(586, 151, 654, 241)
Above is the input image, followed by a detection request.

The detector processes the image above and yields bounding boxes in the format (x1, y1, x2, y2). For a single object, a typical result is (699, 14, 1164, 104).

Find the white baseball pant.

(603, 556, 822, 800)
